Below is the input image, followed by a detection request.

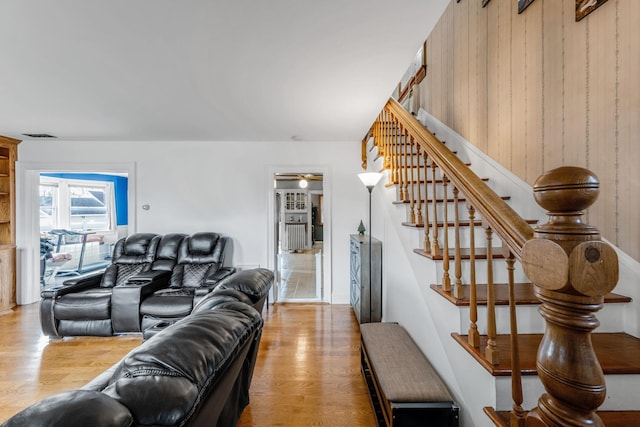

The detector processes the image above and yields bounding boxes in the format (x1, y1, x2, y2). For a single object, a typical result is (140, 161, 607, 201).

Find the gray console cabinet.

(350, 234, 382, 323)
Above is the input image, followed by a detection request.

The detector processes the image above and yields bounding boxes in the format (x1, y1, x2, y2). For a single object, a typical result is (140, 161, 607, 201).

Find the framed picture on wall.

(576, 0, 608, 21)
(518, 0, 535, 14)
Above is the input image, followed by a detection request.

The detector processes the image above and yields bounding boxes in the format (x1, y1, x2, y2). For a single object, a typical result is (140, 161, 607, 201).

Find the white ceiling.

(0, 0, 448, 142)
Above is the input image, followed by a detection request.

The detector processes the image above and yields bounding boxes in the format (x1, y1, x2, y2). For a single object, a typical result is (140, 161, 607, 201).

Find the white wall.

(17, 139, 367, 305)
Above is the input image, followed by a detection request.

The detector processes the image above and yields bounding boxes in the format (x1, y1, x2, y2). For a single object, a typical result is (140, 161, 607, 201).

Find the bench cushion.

(360, 322, 453, 403)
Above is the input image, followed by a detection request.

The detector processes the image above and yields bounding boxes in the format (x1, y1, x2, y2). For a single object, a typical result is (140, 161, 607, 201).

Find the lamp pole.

(358, 172, 383, 323)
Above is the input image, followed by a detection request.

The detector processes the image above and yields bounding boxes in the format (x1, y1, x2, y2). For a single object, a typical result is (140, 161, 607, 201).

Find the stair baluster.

(467, 205, 480, 348)
(409, 136, 416, 224)
(441, 175, 451, 292)
(415, 145, 424, 226)
(381, 112, 388, 168)
(452, 186, 463, 298)
(506, 252, 525, 427)
(394, 121, 401, 187)
(430, 162, 441, 255)
(385, 112, 393, 171)
(401, 125, 409, 201)
(422, 152, 431, 252)
(485, 226, 499, 364)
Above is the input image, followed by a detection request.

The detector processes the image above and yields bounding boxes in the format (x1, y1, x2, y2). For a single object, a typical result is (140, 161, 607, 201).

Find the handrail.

(384, 98, 533, 259)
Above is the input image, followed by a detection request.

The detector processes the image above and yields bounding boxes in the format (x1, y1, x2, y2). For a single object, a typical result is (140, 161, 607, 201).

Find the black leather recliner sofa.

(2, 269, 273, 427)
(139, 232, 240, 332)
(40, 232, 236, 338)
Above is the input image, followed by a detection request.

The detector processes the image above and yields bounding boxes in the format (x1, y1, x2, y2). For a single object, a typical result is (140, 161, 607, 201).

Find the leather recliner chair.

(138, 232, 235, 332)
(110, 233, 188, 333)
(40, 233, 161, 337)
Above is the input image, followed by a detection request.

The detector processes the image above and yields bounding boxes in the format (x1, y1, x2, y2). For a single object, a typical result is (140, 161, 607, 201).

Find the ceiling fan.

(274, 173, 323, 188)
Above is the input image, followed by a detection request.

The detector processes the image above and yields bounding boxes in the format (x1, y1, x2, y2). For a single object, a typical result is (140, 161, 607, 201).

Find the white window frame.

(39, 176, 117, 234)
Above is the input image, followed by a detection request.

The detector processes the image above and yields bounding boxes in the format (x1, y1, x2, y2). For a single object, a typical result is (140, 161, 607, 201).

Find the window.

(39, 177, 116, 233)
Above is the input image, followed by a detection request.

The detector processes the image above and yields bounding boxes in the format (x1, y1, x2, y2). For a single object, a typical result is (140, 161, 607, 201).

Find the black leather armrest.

(126, 270, 171, 285)
(40, 272, 104, 298)
(111, 274, 171, 333)
(204, 267, 236, 286)
(194, 285, 216, 297)
(1, 390, 133, 427)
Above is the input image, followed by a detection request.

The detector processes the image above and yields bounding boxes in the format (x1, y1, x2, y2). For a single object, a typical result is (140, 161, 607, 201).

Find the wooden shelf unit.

(0, 136, 20, 315)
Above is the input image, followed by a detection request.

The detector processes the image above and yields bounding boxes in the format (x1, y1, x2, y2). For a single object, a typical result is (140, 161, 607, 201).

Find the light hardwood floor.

(0, 302, 376, 426)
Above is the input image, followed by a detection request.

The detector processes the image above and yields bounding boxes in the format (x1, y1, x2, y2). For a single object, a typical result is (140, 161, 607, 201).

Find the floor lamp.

(358, 172, 383, 323)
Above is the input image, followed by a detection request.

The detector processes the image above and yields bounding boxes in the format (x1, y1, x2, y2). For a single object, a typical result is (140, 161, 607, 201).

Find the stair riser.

(455, 303, 626, 336)
(434, 259, 530, 286)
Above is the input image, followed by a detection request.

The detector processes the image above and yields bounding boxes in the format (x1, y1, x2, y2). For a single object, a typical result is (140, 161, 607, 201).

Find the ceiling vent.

(22, 133, 57, 138)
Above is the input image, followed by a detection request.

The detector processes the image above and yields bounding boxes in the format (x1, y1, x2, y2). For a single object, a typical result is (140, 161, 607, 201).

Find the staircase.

(362, 98, 640, 427)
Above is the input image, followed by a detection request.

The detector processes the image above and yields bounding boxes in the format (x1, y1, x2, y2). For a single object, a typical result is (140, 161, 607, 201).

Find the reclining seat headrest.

(170, 232, 226, 288)
(151, 233, 188, 272)
(101, 233, 160, 288)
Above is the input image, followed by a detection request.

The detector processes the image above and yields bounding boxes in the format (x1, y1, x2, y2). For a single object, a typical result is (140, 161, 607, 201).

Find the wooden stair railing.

(364, 97, 623, 427)
(382, 98, 534, 258)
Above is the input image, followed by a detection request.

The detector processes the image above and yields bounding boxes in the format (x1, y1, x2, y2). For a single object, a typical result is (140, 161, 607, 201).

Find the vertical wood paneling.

(588, 2, 618, 243)
(453, 1, 470, 139)
(617, 0, 640, 258)
(563, 0, 588, 167)
(422, 38, 433, 113)
(542, 0, 565, 172)
(477, 3, 489, 153)
(430, 21, 443, 120)
(511, 0, 527, 180)
(497, 0, 513, 170)
(486, 3, 500, 162)
(420, 0, 640, 261)
(441, 4, 455, 127)
(524, 3, 543, 184)
(468, 0, 479, 146)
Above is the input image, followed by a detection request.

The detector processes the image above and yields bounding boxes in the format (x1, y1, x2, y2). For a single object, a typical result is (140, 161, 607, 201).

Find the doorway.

(16, 161, 136, 305)
(38, 173, 129, 286)
(271, 171, 327, 303)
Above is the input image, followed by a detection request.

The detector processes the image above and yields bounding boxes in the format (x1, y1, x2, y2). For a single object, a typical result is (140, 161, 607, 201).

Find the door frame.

(266, 165, 331, 304)
(16, 161, 136, 305)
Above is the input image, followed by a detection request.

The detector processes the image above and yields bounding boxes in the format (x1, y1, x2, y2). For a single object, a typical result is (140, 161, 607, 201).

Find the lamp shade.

(358, 172, 383, 188)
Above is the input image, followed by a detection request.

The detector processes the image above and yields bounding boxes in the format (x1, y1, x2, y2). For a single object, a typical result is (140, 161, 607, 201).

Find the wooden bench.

(360, 322, 459, 427)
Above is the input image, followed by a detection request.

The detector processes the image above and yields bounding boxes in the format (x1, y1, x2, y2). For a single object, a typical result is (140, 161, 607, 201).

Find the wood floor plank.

(237, 303, 376, 426)
(0, 303, 141, 421)
(0, 302, 376, 426)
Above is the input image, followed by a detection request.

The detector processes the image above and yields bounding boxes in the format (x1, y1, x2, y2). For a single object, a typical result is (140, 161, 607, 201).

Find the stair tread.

(451, 332, 640, 377)
(386, 177, 490, 187)
(430, 284, 631, 306)
(393, 196, 511, 204)
(402, 218, 538, 228)
(414, 247, 506, 260)
(484, 407, 640, 427)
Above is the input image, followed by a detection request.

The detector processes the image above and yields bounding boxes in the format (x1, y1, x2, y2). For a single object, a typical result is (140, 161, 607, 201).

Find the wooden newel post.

(521, 167, 618, 427)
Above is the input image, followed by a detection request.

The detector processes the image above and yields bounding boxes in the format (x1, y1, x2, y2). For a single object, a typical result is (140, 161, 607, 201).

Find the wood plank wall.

(418, 0, 640, 261)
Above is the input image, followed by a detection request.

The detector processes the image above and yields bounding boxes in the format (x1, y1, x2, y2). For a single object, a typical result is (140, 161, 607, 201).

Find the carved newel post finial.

(522, 167, 618, 427)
